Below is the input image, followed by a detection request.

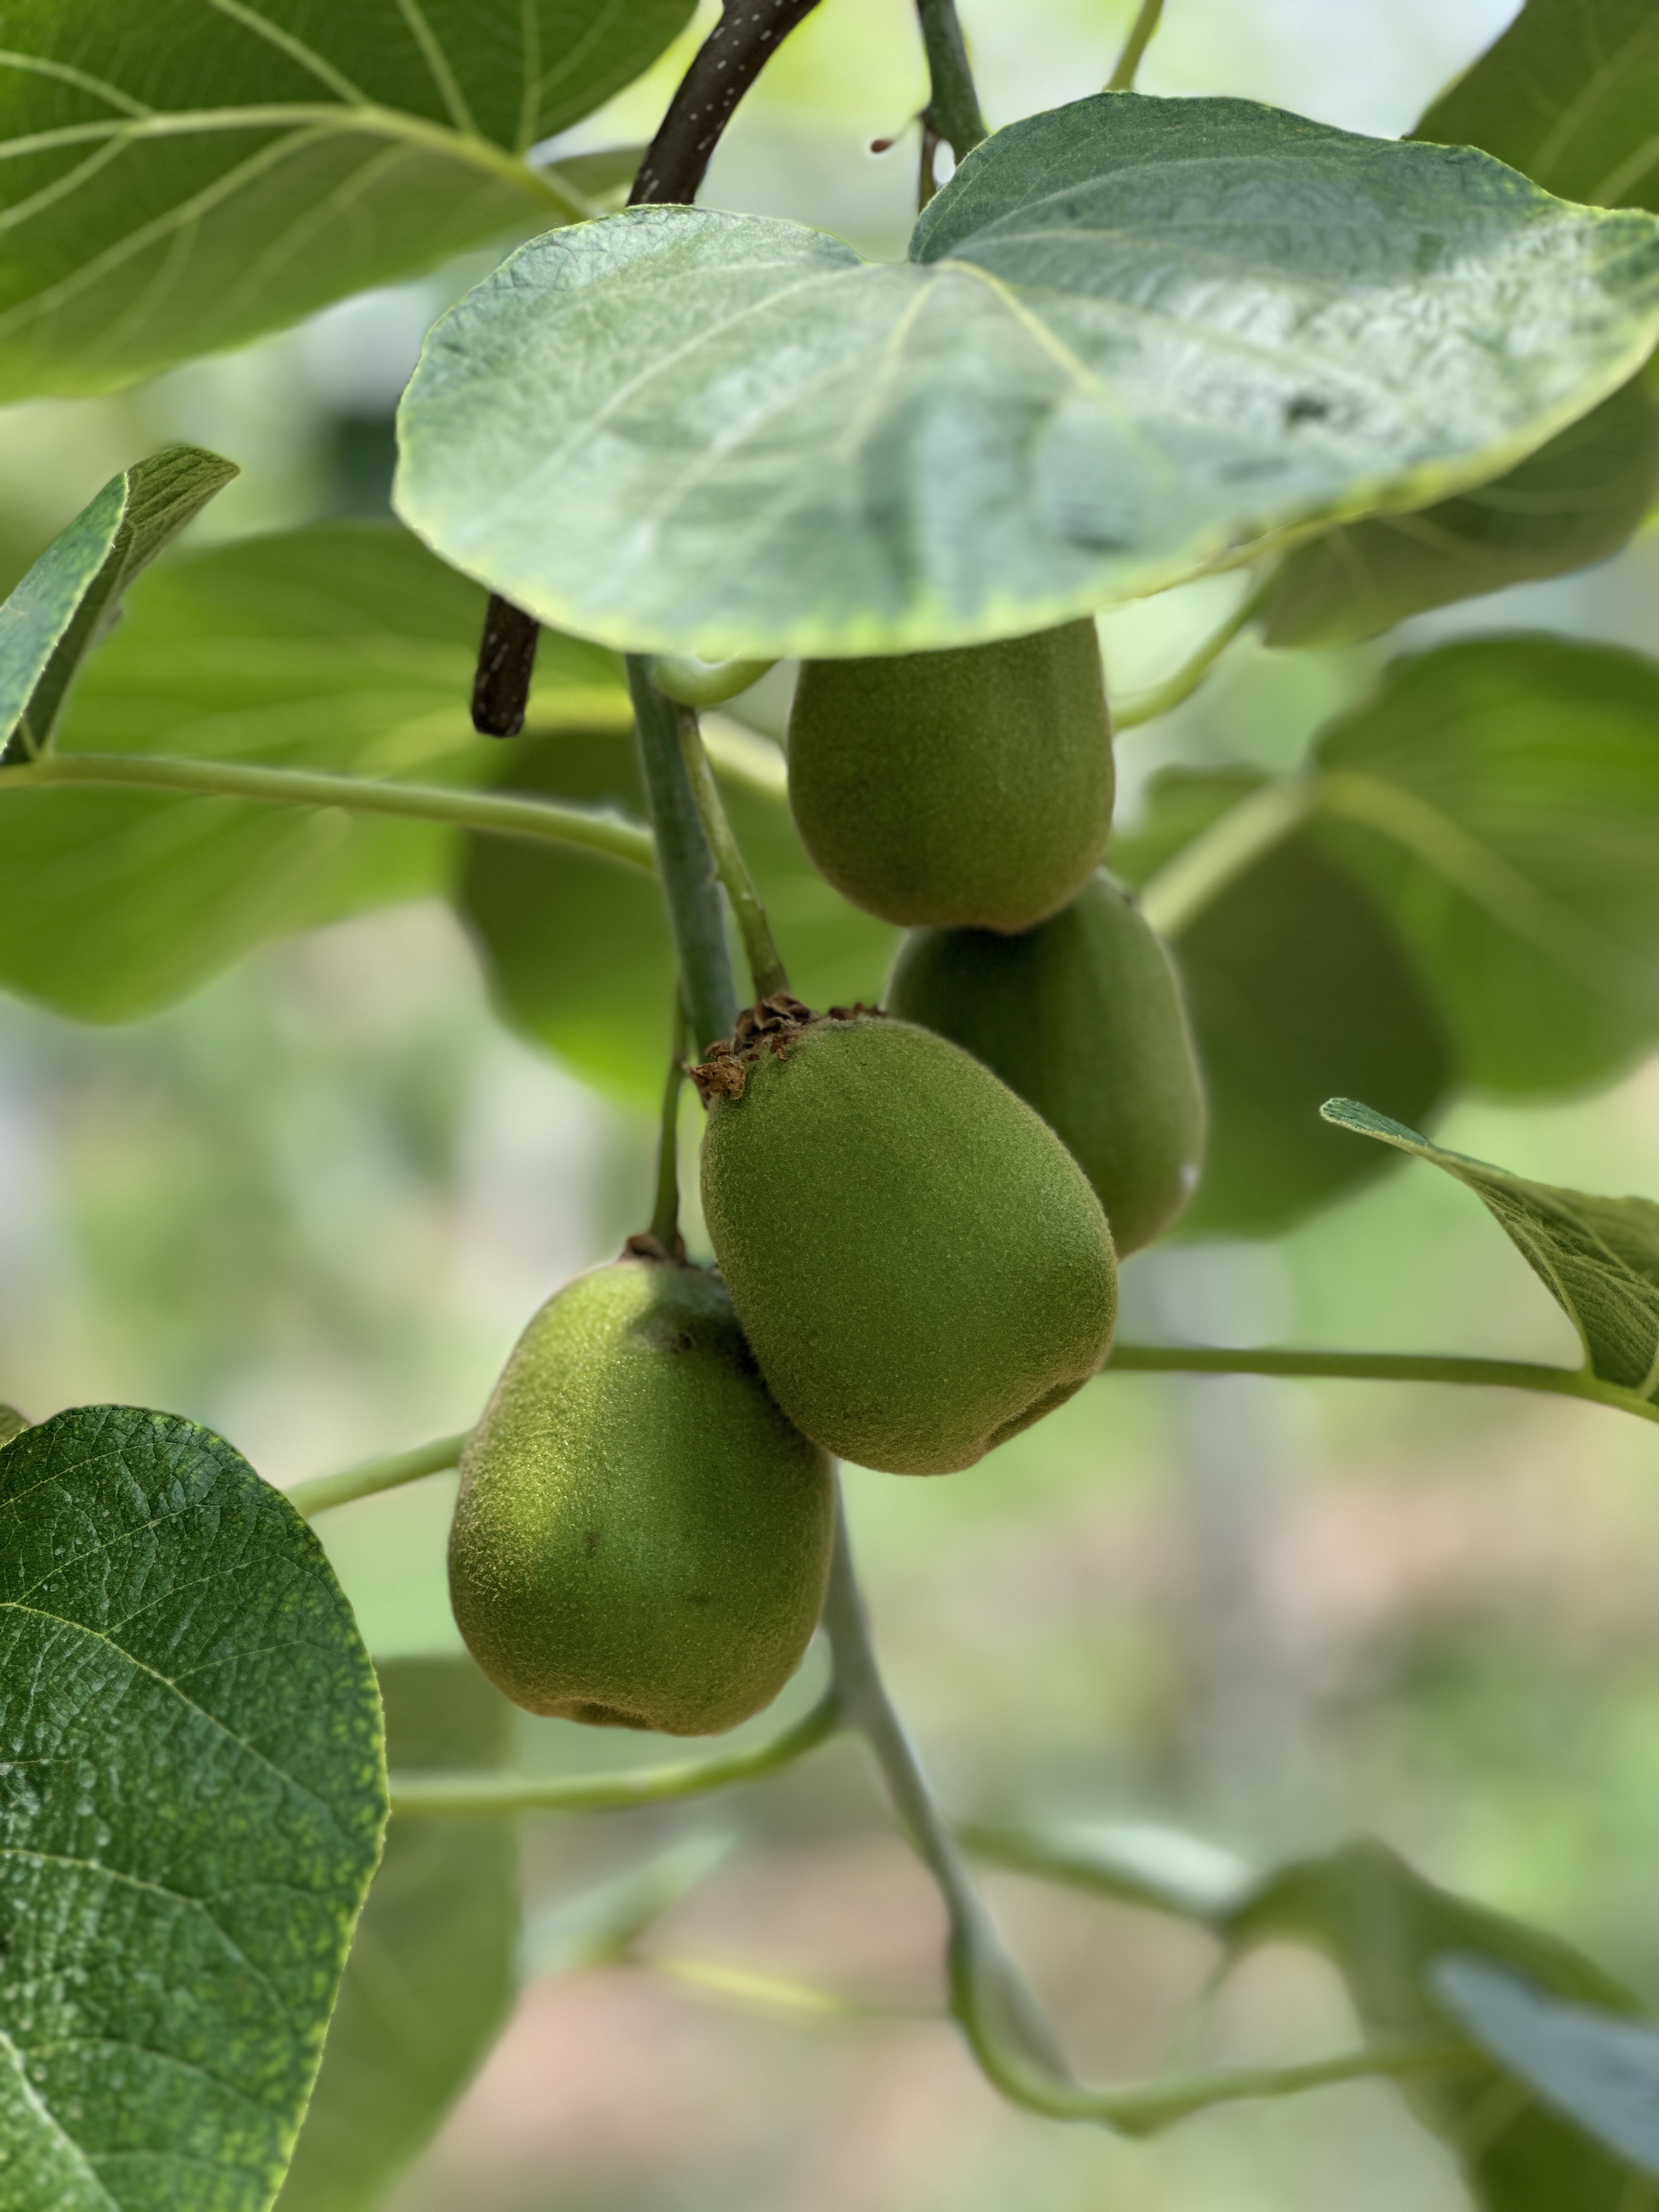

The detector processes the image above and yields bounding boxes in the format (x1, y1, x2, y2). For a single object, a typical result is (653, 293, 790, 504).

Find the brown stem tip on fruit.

(689, 995, 885, 1104)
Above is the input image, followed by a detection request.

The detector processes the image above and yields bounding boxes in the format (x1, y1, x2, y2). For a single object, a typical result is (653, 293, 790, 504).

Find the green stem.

(628, 657, 741, 1053)
(286, 1431, 471, 1520)
(915, 0, 989, 163)
(1135, 776, 1317, 939)
(824, 1491, 1478, 2131)
(0, 751, 656, 871)
(1104, 1344, 1659, 1425)
(1107, 0, 1167, 91)
(676, 703, 789, 1001)
(648, 995, 689, 1254)
(390, 1687, 842, 1816)
(1110, 573, 1274, 732)
(822, 1499, 1076, 2084)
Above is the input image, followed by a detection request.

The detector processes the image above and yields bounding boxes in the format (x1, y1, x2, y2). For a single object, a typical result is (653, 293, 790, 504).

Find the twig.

(470, 0, 826, 737)
(631, 1, 826, 207)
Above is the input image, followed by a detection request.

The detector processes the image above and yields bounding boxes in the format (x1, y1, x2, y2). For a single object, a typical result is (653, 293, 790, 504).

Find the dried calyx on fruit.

(786, 620, 1116, 934)
(889, 874, 1206, 1255)
(695, 998, 1118, 1475)
(448, 1251, 834, 1735)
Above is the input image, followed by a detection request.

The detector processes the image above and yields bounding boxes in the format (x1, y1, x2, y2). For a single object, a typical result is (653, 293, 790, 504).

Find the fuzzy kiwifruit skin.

(787, 621, 1114, 933)
(888, 874, 1206, 1255)
(448, 1259, 834, 1735)
(700, 1014, 1117, 1474)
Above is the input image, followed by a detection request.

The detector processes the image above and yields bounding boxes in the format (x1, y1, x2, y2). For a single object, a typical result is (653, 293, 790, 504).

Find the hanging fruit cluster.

(450, 625, 1206, 1732)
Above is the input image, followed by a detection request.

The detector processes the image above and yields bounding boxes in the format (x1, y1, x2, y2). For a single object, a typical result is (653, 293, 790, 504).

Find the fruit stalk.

(676, 702, 789, 1001)
(628, 659, 740, 1054)
(648, 994, 690, 1256)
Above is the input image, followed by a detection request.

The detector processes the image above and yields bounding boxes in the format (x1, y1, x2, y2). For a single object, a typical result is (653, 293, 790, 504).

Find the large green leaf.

(1435, 1957, 1659, 2180)
(1263, 370, 1659, 647)
(1309, 637, 1659, 1094)
(1323, 1100, 1659, 1395)
(0, 1404, 386, 2212)
(1237, 1841, 1642, 2210)
(396, 91, 1659, 659)
(0, 1404, 26, 1445)
(0, 446, 239, 764)
(275, 1657, 517, 2212)
(0, 520, 628, 1022)
(1417, 0, 1659, 212)
(0, 0, 693, 398)
(458, 725, 895, 1109)
(1113, 771, 1454, 1237)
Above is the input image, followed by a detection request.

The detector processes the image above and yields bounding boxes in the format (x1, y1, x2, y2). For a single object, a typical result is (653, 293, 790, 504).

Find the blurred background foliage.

(5, 1, 1659, 2206)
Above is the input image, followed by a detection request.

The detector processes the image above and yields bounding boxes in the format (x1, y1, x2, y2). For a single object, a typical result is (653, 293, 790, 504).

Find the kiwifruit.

(786, 621, 1114, 933)
(448, 1255, 834, 1734)
(695, 998, 1117, 1474)
(888, 874, 1206, 1254)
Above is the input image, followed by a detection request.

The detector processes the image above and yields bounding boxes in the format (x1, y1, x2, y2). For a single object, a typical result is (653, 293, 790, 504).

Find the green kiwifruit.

(888, 874, 1206, 1255)
(448, 1256, 834, 1734)
(696, 998, 1117, 1475)
(787, 621, 1114, 933)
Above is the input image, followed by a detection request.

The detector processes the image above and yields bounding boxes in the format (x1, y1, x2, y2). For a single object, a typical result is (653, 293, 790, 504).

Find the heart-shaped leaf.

(1263, 370, 1659, 647)
(1417, 0, 1659, 212)
(1310, 637, 1659, 1094)
(1322, 1099, 1659, 1394)
(1435, 1957, 1659, 2180)
(1113, 770, 1453, 1236)
(0, 1404, 386, 2212)
(396, 91, 1659, 659)
(0, 520, 628, 1023)
(0, 446, 239, 765)
(0, 0, 694, 398)
(275, 1657, 518, 2212)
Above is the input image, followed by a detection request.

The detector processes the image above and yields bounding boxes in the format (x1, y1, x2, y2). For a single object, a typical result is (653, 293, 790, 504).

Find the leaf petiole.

(1104, 1344, 1659, 1425)
(286, 1431, 471, 1519)
(0, 749, 657, 869)
(1108, 0, 1169, 92)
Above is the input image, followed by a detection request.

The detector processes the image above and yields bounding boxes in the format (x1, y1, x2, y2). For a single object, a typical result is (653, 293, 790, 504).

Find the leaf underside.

(0, 1404, 386, 2212)
(396, 92, 1659, 658)
(0, 445, 239, 766)
(1322, 1099, 1659, 1394)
